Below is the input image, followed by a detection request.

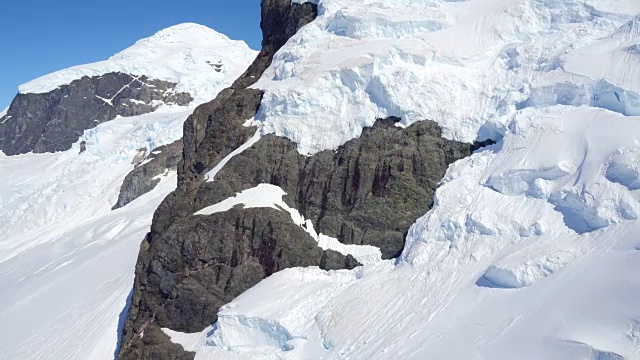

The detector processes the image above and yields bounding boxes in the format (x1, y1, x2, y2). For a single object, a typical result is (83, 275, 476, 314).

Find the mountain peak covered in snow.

(18, 22, 257, 105)
(119, 22, 235, 49)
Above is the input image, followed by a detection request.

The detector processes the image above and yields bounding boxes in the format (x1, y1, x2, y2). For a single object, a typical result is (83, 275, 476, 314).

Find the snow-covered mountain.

(19, 22, 254, 104)
(3, 0, 640, 360)
(0, 23, 257, 155)
(0, 24, 256, 360)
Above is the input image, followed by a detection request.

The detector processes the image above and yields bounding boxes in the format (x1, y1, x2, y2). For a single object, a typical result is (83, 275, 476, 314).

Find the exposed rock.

(113, 139, 183, 210)
(129, 207, 357, 331)
(0, 73, 192, 155)
(199, 118, 473, 259)
(120, 326, 195, 360)
(79, 141, 87, 154)
(471, 138, 498, 152)
(118, 0, 476, 357)
(117, 1, 321, 359)
(117, 0, 477, 356)
(119, 117, 471, 359)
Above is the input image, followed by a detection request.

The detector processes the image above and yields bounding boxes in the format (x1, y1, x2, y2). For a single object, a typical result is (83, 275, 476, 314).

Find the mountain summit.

(19, 22, 254, 102)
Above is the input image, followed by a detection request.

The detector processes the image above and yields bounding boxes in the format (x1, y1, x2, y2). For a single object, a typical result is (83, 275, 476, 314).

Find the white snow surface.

(18, 23, 257, 105)
(158, 1, 640, 360)
(0, 110, 189, 360)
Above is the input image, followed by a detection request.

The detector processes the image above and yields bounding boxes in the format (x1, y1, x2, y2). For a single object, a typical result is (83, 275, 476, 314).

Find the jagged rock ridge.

(199, 118, 473, 259)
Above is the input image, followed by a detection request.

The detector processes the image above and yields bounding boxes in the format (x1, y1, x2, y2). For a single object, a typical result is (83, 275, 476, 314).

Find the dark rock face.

(113, 139, 184, 210)
(127, 208, 357, 334)
(119, 117, 472, 360)
(199, 118, 473, 259)
(121, 326, 194, 360)
(0, 73, 192, 155)
(117, 1, 322, 359)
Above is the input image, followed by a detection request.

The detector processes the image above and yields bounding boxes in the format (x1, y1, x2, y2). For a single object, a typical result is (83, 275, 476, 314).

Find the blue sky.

(0, 0, 262, 109)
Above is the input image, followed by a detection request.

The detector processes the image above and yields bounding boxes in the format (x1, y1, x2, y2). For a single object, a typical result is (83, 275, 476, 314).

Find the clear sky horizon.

(0, 1, 262, 109)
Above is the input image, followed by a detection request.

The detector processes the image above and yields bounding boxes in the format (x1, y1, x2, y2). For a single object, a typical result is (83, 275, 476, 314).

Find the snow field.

(0, 109, 186, 360)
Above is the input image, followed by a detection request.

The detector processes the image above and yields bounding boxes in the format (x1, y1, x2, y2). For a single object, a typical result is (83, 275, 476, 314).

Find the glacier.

(3, 0, 640, 359)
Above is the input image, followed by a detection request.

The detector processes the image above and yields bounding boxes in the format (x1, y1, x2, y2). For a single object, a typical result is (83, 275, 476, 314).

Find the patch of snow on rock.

(195, 184, 382, 264)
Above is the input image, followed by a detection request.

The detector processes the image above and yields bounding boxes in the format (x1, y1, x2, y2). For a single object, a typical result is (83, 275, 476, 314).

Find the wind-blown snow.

(155, 1, 640, 360)
(18, 23, 257, 105)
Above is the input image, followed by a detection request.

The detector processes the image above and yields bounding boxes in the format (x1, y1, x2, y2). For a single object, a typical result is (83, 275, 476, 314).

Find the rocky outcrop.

(126, 207, 357, 333)
(120, 326, 194, 360)
(117, 1, 321, 359)
(117, 0, 479, 357)
(113, 139, 184, 210)
(198, 118, 472, 259)
(119, 114, 472, 359)
(0, 73, 192, 155)
(232, 0, 319, 89)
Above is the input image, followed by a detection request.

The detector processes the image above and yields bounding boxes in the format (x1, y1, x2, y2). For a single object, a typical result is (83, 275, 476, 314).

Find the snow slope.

(167, 107, 640, 360)
(18, 23, 257, 105)
(0, 112, 184, 360)
(155, 1, 640, 359)
(0, 23, 255, 360)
